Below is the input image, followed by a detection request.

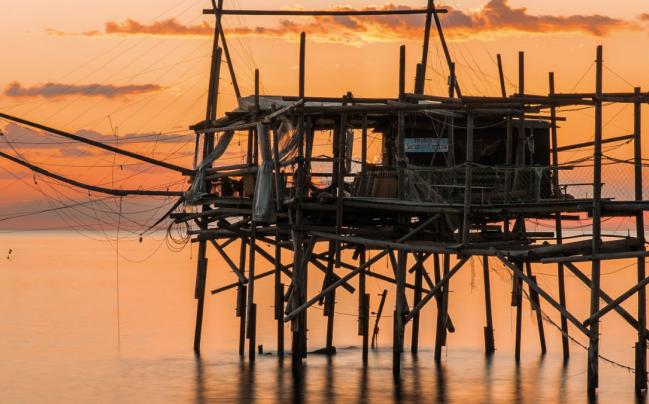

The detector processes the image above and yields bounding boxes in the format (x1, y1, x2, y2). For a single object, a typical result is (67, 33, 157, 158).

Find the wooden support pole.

(398, 45, 406, 200)
(431, 3, 461, 97)
(253, 69, 260, 166)
(515, 52, 526, 174)
(448, 62, 456, 167)
(393, 310, 400, 377)
(394, 243, 408, 375)
(360, 114, 368, 196)
(483, 256, 495, 354)
(411, 253, 423, 354)
(497, 54, 506, 97)
(634, 86, 647, 392)
(550, 71, 570, 360)
(415, 0, 434, 94)
(514, 260, 523, 361)
(238, 236, 247, 356)
(284, 215, 442, 323)
(588, 45, 603, 393)
(326, 288, 336, 349)
(335, 95, 349, 267)
(435, 254, 450, 361)
(564, 262, 649, 338)
(372, 290, 388, 348)
(583, 275, 649, 328)
(462, 115, 474, 246)
(363, 293, 370, 364)
(491, 248, 592, 338)
(246, 227, 256, 344)
(193, 247, 208, 352)
(291, 31, 307, 370)
(270, 105, 284, 212)
(526, 261, 547, 354)
(406, 256, 467, 324)
(359, 248, 367, 336)
(249, 303, 257, 361)
(213, 15, 241, 99)
(275, 242, 284, 356)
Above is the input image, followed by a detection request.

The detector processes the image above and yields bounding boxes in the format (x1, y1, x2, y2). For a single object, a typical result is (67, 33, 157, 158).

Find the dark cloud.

(43, 1, 641, 45)
(4, 81, 164, 99)
(638, 13, 649, 22)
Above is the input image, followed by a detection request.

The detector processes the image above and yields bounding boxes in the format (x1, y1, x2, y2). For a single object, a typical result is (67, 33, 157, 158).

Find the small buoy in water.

(7, 249, 12, 259)
(139, 236, 143, 243)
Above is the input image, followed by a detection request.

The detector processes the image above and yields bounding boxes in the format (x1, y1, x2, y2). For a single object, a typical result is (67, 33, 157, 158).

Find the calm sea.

(0, 231, 647, 403)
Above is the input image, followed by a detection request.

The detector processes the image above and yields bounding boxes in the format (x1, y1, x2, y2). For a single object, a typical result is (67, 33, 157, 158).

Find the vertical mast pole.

(588, 45, 603, 394)
(634, 86, 647, 392)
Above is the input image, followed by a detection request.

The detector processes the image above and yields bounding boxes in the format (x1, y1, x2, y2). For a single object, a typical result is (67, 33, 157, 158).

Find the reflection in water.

(1, 232, 647, 404)
(435, 362, 447, 404)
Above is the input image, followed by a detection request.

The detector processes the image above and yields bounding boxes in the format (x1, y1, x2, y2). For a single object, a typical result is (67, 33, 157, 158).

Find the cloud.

(44, 1, 641, 46)
(638, 13, 649, 22)
(4, 82, 164, 99)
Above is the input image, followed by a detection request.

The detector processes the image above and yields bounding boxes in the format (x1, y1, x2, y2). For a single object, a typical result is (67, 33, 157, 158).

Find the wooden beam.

(203, 8, 449, 16)
(491, 248, 592, 339)
(583, 274, 649, 327)
(551, 134, 634, 153)
(0, 113, 192, 175)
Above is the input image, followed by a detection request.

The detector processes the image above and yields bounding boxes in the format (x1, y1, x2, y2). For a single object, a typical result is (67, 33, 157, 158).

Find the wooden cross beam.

(491, 248, 593, 339)
(583, 274, 649, 327)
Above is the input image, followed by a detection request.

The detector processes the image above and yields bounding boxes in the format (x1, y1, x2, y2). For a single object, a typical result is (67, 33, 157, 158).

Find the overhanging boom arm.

(0, 112, 193, 175)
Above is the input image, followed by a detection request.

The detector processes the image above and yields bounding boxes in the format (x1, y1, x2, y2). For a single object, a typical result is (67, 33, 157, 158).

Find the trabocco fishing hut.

(2, 0, 649, 396)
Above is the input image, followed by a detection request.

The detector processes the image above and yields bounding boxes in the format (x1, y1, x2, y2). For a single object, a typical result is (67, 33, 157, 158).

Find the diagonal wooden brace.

(491, 247, 593, 340)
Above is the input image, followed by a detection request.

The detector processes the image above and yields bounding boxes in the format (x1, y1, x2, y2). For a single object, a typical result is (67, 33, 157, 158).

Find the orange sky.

(1, 0, 649, 230)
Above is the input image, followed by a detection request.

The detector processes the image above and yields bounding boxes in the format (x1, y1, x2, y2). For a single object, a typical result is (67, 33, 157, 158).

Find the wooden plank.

(204, 8, 449, 16)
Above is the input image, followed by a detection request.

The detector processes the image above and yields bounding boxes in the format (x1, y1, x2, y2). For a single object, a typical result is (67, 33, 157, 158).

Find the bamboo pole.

(514, 259, 523, 361)
(247, 226, 257, 360)
(434, 254, 445, 361)
(588, 45, 603, 393)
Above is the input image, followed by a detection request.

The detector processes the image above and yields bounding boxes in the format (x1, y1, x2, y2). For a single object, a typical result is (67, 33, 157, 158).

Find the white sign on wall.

(404, 138, 449, 153)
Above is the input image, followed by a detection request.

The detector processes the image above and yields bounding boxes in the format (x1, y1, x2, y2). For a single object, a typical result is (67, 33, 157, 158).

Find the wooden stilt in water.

(274, 243, 284, 356)
(193, 246, 208, 353)
(393, 247, 407, 375)
(392, 310, 400, 377)
(249, 303, 257, 361)
(326, 288, 336, 349)
(549, 71, 570, 360)
(588, 45, 603, 394)
(633, 86, 647, 392)
(525, 261, 547, 354)
(247, 226, 257, 360)
(411, 252, 423, 354)
(514, 260, 524, 362)
(434, 254, 449, 361)
(363, 293, 370, 364)
(238, 237, 247, 356)
(482, 256, 495, 354)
